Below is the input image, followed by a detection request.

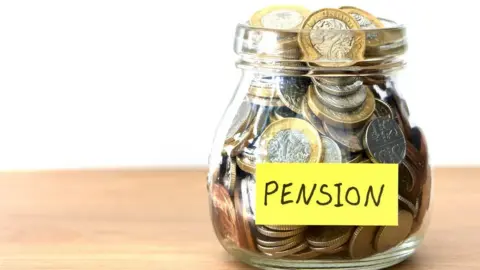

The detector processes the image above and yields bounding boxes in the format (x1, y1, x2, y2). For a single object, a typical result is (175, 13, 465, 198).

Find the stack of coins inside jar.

(208, 5, 431, 261)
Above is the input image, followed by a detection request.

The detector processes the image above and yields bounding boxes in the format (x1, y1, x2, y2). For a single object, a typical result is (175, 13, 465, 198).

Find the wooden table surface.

(0, 168, 476, 270)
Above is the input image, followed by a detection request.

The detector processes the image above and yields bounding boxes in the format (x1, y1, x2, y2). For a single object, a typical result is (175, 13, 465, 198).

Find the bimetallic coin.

(299, 8, 365, 65)
(256, 233, 305, 247)
(306, 226, 353, 248)
(301, 99, 326, 135)
(348, 226, 378, 259)
(257, 118, 322, 163)
(374, 210, 414, 252)
(321, 136, 342, 163)
(314, 86, 367, 112)
(314, 80, 363, 97)
(211, 184, 239, 246)
(225, 100, 253, 144)
(340, 6, 384, 29)
(257, 226, 307, 238)
(364, 118, 406, 163)
(323, 122, 366, 153)
(307, 85, 375, 128)
(277, 76, 311, 114)
(250, 5, 311, 30)
(374, 99, 394, 119)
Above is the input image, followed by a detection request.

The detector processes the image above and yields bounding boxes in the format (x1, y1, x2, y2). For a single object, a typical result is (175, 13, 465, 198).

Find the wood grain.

(0, 168, 476, 269)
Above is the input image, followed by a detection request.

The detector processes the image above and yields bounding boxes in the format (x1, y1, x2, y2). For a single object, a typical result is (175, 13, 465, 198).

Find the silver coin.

(226, 100, 253, 140)
(315, 86, 367, 112)
(309, 19, 354, 61)
(314, 80, 363, 97)
(314, 76, 360, 86)
(277, 77, 311, 113)
(267, 130, 311, 163)
(261, 10, 305, 30)
(364, 118, 406, 163)
(349, 13, 377, 29)
(374, 99, 394, 119)
(222, 156, 237, 196)
(320, 136, 342, 163)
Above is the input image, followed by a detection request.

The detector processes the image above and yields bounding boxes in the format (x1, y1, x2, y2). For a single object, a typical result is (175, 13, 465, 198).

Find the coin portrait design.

(268, 130, 312, 162)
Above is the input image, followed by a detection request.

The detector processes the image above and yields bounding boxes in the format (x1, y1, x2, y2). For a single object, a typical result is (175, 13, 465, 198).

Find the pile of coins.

(208, 5, 431, 261)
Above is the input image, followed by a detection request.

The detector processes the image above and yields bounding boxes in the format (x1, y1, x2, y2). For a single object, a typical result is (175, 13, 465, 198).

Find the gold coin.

(257, 226, 307, 238)
(306, 226, 353, 248)
(348, 226, 378, 259)
(339, 6, 384, 29)
(264, 225, 305, 231)
(301, 98, 326, 135)
(264, 242, 310, 258)
(307, 85, 375, 128)
(298, 8, 365, 65)
(257, 118, 322, 163)
(250, 5, 311, 30)
(256, 233, 305, 247)
(211, 184, 239, 246)
(374, 210, 414, 252)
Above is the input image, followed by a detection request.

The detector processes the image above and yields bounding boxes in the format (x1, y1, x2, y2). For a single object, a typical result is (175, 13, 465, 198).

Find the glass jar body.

(207, 67, 432, 269)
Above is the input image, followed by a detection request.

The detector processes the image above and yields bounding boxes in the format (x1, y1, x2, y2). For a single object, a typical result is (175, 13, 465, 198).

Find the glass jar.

(207, 6, 431, 270)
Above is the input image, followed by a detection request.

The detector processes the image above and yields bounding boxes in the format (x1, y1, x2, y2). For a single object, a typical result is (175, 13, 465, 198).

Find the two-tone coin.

(299, 8, 365, 65)
(374, 210, 414, 252)
(307, 85, 375, 128)
(314, 85, 367, 112)
(250, 5, 311, 30)
(313, 79, 363, 97)
(364, 117, 406, 163)
(257, 118, 323, 163)
(339, 6, 384, 29)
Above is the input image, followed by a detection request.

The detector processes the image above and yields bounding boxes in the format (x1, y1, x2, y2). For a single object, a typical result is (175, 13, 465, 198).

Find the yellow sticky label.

(255, 163, 398, 226)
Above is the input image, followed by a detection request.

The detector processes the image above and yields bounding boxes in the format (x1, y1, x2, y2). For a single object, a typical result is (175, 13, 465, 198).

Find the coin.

(234, 179, 257, 251)
(398, 195, 418, 218)
(277, 76, 311, 114)
(314, 80, 363, 97)
(310, 244, 347, 255)
(321, 136, 342, 163)
(236, 153, 256, 174)
(287, 248, 321, 259)
(299, 8, 365, 64)
(274, 106, 299, 121)
(374, 99, 394, 118)
(264, 225, 305, 231)
(225, 100, 253, 144)
(258, 239, 303, 253)
(374, 210, 414, 252)
(340, 6, 384, 29)
(256, 233, 305, 247)
(348, 226, 378, 259)
(257, 118, 322, 163)
(250, 5, 311, 29)
(306, 226, 353, 248)
(307, 85, 375, 128)
(314, 76, 360, 86)
(257, 226, 307, 238)
(399, 161, 421, 204)
(248, 94, 285, 107)
(211, 184, 239, 245)
(364, 117, 406, 163)
(264, 242, 310, 258)
(301, 99, 326, 135)
(222, 157, 237, 196)
(249, 76, 281, 98)
(323, 122, 367, 152)
(242, 175, 256, 217)
(229, 123, 254, 157)
(314, 85, 367, 112)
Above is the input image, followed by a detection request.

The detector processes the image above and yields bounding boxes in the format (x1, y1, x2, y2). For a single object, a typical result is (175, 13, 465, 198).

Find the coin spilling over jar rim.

(208, 4, 430, 270)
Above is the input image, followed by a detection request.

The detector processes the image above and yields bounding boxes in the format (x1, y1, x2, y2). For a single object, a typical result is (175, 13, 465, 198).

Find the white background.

(0, 0, 475, 169)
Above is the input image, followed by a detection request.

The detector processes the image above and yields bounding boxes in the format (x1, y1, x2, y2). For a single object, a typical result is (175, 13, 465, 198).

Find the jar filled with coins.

(207, 5, 431, 270)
